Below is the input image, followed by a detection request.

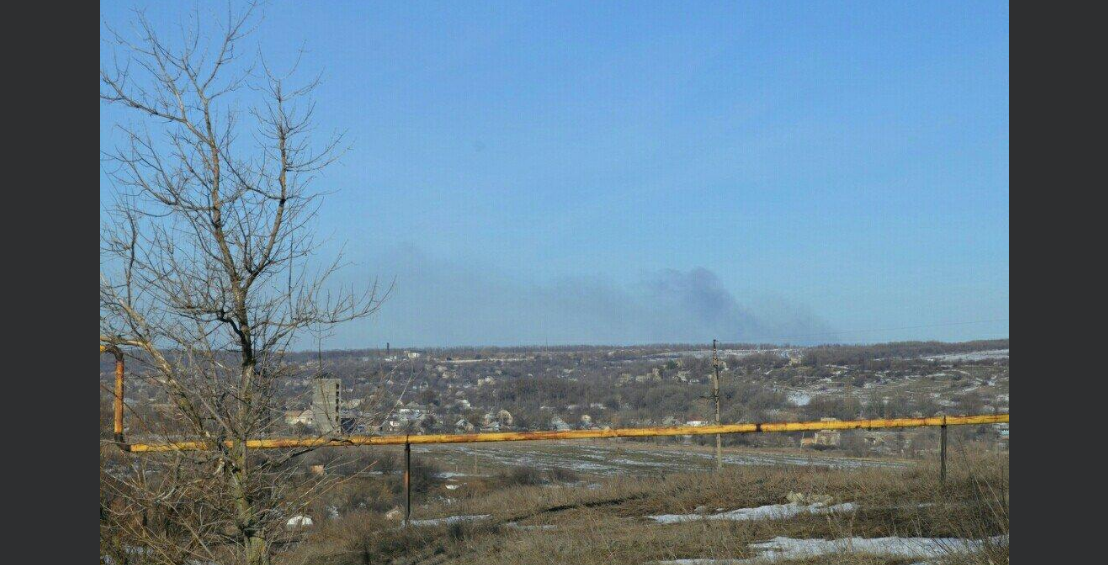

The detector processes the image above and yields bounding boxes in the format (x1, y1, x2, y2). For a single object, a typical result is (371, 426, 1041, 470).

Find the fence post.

(112, 349, 126, 444)
(404, 441, 412, 524)
(940, 422, 948, 484)
(101, 345, 126, 445)
(711, 340, 723, 470)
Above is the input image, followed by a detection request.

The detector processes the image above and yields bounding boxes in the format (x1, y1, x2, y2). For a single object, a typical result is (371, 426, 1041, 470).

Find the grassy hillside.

(284, 452, 1008, 565)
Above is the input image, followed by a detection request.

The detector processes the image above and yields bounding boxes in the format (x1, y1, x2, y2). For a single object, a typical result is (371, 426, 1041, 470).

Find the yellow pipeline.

(124, 413, 1008, 453)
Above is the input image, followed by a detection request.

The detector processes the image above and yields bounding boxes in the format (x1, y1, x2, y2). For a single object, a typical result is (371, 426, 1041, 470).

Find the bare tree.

(100, 4, 385, 563)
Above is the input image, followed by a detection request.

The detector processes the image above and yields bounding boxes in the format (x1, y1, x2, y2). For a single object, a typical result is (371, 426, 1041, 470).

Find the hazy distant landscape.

(101, 2, 1007, 563)
(103, 339, 1009, 451)
(102, 339, 1009, 564)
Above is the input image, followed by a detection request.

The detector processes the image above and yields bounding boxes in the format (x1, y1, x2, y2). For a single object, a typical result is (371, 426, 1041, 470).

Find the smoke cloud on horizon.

(326, 247, 837, 349)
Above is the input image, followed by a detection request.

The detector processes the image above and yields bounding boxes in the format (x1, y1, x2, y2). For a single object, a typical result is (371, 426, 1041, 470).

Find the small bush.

(502, 466, 546, 486)
(548, 467, 580, 483)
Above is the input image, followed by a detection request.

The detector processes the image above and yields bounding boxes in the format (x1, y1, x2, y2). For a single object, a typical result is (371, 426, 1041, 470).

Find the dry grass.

(279, 451, 1008, 565)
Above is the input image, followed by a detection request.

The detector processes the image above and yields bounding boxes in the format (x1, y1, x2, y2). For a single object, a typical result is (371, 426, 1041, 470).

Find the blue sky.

(100, 1, 1009, 348)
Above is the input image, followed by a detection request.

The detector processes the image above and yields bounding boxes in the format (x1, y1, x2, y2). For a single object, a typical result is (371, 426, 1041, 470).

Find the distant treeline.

(281, 339, 1008, 359)
(104, 339, 1009, 374)
(280, 342, 791, 360)
(801, 339, 1009, 367)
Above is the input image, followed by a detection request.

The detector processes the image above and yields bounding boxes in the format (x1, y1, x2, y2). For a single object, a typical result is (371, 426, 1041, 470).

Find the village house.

(801, 429, 842, 448)
(799, 417, 843, 448)
(861, 431, 895, 448)
(284, 409, 314, 427)
(551, 416, 571, 431)
(397, 403, 428, 423)
(480, 411, 512, 431)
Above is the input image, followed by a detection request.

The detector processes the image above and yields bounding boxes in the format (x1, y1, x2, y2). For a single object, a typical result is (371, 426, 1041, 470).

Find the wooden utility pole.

(711, 340, 723, 470)
(940, 421, 948, 484)
(404, 441, 412, 525)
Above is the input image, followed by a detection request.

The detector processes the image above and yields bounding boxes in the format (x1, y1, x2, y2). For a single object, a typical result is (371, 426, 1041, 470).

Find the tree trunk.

(232, 452, 269, 565)
(245, 534, 270, 565)
(235, 355, 268, 565)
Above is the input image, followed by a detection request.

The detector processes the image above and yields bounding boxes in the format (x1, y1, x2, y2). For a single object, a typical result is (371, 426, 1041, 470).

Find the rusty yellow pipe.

(100, 344, 126, 444)
(125, 413, 1008, 453)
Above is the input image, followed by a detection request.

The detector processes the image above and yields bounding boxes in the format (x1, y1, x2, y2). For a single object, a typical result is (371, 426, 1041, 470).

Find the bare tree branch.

(101, 5, 386, 564)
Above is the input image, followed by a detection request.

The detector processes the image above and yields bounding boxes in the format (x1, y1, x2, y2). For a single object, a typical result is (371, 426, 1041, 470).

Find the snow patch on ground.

(408, 514, 490, 527)
(786, 392, 811, 407)
(743, 535, 1008, 562)
(434, 469, 469, 478)
(429, 442, 903, 477)
(653, 535, 1007, 564)
(648, 502, 855, 524)
(506, 522, 558, 531)
(926, 349, 1009, 362)
(285, 515, 313, 528)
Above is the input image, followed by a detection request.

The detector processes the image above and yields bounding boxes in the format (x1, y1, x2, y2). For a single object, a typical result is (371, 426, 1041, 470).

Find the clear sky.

(100, 1, 1009, 348)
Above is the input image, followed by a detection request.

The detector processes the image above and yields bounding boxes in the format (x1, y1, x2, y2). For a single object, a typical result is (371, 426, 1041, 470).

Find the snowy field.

(418, 441, 905, 478)
(924, 349, 1009, 362)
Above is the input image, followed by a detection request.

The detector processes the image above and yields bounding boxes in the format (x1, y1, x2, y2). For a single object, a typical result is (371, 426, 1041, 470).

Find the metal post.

(404, 441, 412, 524)
(711, 340, 723, 470)
(113, 351, 125, 444)
(940, 423, 948, 484)
(101, 345, 126, 445)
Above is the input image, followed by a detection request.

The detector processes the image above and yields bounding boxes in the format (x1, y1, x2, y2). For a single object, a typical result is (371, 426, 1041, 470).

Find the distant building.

(285, 409, 314, 427)
(397, 404, 427, 423)
(311, 377, 342, 435)
(801, 429, 842, 448)
(801, 418, 842, 448)
(484, 409, 513, 428)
